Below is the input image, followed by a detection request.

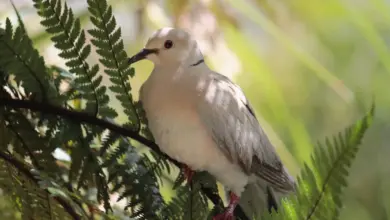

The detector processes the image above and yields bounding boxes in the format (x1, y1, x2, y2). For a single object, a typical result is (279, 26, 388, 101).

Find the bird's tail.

(237, 179, 289, 219)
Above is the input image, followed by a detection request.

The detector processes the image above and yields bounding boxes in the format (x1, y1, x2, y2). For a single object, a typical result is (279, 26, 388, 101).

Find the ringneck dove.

(128, 27, 295, 220)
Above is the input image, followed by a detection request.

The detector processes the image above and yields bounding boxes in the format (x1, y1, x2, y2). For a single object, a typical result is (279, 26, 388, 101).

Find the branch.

(0, 97, 249, 220)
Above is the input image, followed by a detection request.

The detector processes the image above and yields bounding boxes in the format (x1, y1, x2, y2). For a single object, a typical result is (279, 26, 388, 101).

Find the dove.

(128, 27, 295, 220)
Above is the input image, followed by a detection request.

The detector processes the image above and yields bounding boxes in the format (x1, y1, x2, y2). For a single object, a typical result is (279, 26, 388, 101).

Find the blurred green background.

(1, 0, 389, 219)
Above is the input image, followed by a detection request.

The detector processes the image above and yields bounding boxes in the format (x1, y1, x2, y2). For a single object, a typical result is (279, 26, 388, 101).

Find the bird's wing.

(196, 72, 294, 191)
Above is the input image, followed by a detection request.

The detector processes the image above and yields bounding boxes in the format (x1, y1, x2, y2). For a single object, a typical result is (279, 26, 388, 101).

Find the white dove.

(128, 27, 295, 220)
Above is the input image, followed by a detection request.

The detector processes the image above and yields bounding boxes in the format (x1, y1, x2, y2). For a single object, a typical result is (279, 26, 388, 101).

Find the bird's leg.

(213, 192, 240, 220)
(183, 164, 194, 183)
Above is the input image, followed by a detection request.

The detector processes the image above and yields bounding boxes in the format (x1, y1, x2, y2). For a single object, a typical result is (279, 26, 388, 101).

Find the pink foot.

(213, 192, 239, 220)
(183, 165, 194, 183)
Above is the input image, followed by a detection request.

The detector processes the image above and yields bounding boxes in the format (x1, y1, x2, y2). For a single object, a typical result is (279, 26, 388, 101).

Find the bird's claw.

(212, 192, 239, 220)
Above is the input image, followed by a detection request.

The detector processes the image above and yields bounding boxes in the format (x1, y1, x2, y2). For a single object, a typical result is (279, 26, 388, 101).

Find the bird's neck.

(184, 44, 205, 67)
(158, 48, 205, 73)
(151, 46, 207, 79)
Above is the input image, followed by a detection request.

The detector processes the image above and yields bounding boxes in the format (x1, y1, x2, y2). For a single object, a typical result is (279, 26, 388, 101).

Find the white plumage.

(129, 27, 295, 219)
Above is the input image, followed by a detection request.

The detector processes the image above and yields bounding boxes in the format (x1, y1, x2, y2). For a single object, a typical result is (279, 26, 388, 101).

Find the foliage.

(0, 0, 375, 220)
(33, 0, 115, 117)
(260, 104, 374, 220)
(87, 0, 139, 128)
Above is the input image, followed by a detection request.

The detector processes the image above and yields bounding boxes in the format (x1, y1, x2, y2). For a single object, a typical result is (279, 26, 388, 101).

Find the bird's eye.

(164, 40, 173, 49)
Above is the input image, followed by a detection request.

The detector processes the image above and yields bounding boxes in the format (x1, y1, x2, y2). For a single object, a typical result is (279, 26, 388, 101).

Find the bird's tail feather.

(238, 179, 288, 219)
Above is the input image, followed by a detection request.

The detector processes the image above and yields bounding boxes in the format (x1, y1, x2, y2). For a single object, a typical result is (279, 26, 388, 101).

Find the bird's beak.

(128, 48, 159, 64)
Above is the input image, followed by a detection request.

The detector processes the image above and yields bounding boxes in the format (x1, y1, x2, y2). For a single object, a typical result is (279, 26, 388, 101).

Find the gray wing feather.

(197, 73, 295, 191)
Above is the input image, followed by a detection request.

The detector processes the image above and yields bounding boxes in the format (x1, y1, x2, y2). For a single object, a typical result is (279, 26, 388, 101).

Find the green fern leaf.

(0, 151, 79, 220)
(102, 139, 128, 168)
(107, 145, 166, 219)
(161, 183, 210, 220)
(135, 100, 154, 140)
(99, 131, 120, 156)
(5, 111, 60, 175)
(86, 0, 139, 129)
(262, 103, 374, 220)
(0, 18, 57, 102)
(10, 0, 27, 34)
(32, 0, 117, 118)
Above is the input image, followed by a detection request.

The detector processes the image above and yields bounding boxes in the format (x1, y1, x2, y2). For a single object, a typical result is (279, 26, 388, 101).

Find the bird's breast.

(146, 110, 250, 194)
(139, 73, 250, 194)
(140, 77, 214, 169)
(147, 107, 218, 171)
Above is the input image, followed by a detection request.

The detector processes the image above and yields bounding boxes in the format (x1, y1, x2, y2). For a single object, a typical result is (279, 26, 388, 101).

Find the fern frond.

(87, 0, 139, 129)
(107, 144, 166, 220)
(0, 85, 61, 177)
(99, 131, 120, 156)
(32, 0, 117, 118)
(11, 0, 27, 34)
(95, 169, 111, 213)
(264, 104, 375, 220)
(161, 183, 210, 220)
(102, 138, 128, 168)
(0, 151, 79, 219)
(6, 111, 59, 172)
(0, 18, 57, 102)
(142, 151, 172, 184)
(46, 65, 78, 104)
(70, 127, 112, 213)
(134, 100, 155, 143)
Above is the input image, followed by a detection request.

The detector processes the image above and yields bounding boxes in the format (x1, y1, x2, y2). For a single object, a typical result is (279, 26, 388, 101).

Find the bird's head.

(128, 27, 203, 66)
